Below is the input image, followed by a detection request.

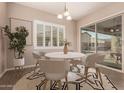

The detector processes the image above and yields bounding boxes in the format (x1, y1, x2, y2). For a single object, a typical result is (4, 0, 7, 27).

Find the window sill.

(33, 46, 64, 50)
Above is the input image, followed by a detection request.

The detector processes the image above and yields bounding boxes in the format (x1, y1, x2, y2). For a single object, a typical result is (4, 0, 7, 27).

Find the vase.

(13, 57, 25, 67)
(64, 44, 68, 54)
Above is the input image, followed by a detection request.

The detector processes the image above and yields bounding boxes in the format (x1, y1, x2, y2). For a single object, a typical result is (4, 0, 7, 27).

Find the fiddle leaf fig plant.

(3, 25, 29, 59)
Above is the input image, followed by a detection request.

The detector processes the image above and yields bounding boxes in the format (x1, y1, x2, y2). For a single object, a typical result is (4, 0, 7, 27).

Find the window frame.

(33, 20, 65, 49)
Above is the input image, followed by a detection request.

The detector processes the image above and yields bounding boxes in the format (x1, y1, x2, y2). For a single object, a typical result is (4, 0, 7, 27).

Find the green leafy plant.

(3, 25, 29, 59)
(63, 39, 71, 46)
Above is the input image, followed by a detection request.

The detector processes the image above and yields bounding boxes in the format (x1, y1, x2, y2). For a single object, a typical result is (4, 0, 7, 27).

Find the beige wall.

(0, 3, 7, 74)
(77, 3, 124, 52)
(0, 3, 7, 26)
(7, 3, 77, 68)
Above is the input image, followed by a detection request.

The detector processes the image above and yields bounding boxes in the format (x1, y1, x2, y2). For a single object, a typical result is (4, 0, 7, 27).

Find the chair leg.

(36, 62, 39, 67)
(43, 79, 48, 90)
(85, 67, 95, 84)
(70, 63, 80, 73)
(76, 66, 95, 85)
(95, 68, 99, 79)
(58, 80, 62, 90)
(50, 80, 53, 89)
(84, 67, 88, 79)
(65, 76, 68, 90)
(70, 65, 73, 72)
(97, 68, 103, 85)
(76, 67, 88, 81)
(31, 61, 38, 74)
(74, 64, 80, 73)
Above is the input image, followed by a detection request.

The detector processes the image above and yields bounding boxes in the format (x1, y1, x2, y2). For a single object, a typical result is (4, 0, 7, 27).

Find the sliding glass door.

(96, 16, 122, 70)
(80, 16, 122, 70)
(80, 24, 96, 54)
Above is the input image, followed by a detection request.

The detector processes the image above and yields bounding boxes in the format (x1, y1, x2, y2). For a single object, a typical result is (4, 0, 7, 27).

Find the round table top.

(45, 52, 85, 59)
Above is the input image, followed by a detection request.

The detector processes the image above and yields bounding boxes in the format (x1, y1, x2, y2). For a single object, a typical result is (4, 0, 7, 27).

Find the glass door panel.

(80, 24, 96, 54)
(96, 16, 122, 70)
(80, 16, 122, 70)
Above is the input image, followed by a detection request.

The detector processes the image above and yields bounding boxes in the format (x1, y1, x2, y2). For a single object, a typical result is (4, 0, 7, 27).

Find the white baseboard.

(0, 69, 8, 78)
(24, 64, 35, 68)
(0, 65, 35, 78)
(6, 64, 35, 71)
(96, 64, 123, 73)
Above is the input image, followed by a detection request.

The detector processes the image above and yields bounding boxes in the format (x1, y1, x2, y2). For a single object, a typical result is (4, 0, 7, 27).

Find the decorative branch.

(0, 26, 4, 32)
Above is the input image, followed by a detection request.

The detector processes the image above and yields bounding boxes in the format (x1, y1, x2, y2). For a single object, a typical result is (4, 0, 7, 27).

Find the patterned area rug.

(0, 67, 35, 90)
(13, 66, 117, 90)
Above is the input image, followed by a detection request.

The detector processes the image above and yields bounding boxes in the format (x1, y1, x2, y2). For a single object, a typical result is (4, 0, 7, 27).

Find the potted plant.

(3, 25, 29, 67)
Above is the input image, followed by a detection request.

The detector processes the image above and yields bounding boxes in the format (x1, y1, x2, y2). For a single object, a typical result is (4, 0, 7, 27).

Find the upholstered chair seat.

(45, 73, 66, 81)
(76, 53, 105, 88)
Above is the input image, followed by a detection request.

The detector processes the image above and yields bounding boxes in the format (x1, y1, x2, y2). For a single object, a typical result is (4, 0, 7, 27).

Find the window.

(33, 20, 65, 49)
(80, 16, 122, 70)
(80, 24, 96, 53)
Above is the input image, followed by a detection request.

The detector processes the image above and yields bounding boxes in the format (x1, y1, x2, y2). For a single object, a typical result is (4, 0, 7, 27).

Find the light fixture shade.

(110, 29, 114, 32)
(115, 29, 119, 32)
(64, 11, 70, 17)
(57, 14, 63, 19)
(66, 16, 72, 20)
(57, 3, 72, 20)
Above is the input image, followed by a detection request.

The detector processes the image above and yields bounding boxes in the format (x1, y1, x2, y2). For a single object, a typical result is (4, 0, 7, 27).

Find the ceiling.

(97, 16, 121, 36)
(81, 16, 121, 36)
(15, 2, 112, 21)
(97, 16, 121, 28)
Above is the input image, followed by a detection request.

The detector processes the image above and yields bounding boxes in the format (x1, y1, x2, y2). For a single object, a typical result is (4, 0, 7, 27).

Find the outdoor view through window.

(81, 16, 122, 70)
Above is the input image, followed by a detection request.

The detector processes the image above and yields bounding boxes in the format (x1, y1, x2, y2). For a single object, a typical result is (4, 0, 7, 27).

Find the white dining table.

(45, 52, 85, 59)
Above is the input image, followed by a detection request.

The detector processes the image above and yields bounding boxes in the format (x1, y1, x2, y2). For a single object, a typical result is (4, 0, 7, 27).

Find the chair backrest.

(39, 59, 70, 74)
(85, 53, 98, 67)
(85, 53, 105, 67)
(96, 54, 105, 64)
(32, 51, 41, 59)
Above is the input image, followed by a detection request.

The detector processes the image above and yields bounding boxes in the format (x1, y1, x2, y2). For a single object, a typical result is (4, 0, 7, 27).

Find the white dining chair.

(69, 54, 86, 73)
(32, 51, 42, 67)
(76, 53, 105, 88)
(38, 59, 70, 90)
(95, 54, 105, 85)
(27, 51, 44, 80)
(69, 59, 82, 73)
